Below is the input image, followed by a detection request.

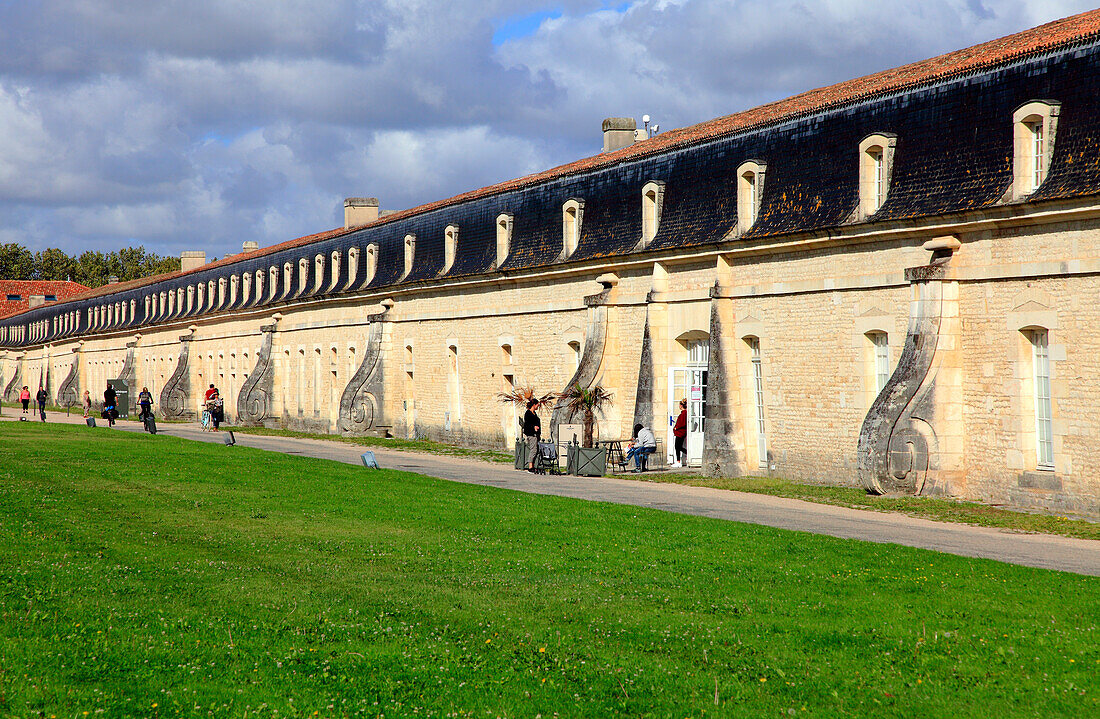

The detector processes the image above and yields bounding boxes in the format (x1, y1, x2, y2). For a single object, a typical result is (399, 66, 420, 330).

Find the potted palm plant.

(497, 386, 555, 469)
(559, 383, 613, 476)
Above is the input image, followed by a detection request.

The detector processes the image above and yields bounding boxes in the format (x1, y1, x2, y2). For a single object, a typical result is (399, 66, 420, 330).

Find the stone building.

(3, 11, 1100, 517)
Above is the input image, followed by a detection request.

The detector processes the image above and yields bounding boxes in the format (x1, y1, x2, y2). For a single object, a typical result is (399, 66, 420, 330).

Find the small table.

(600, 439, 628, 472)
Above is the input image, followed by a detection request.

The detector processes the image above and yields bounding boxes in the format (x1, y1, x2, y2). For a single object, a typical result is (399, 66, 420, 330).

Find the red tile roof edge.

(6, 8, 1100, 325)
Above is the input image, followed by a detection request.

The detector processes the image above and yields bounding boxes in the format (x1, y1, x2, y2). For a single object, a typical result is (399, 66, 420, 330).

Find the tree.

(558, 383, 614, 448)
(0, 243, 34, 279)
(33, 248, 74, 281)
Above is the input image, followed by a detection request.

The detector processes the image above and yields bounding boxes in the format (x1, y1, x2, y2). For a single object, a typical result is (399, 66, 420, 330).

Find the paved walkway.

(6, 409, 1100, 576)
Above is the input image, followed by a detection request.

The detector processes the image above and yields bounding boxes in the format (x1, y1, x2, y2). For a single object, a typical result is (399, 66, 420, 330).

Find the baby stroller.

(532, 439, 561, 475)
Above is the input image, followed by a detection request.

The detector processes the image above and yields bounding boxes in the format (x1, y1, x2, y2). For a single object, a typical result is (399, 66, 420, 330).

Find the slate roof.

(5, 9, 1100, 344)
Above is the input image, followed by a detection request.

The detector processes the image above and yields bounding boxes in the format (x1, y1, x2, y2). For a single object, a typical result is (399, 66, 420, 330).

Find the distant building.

(0, 280, 90, 319)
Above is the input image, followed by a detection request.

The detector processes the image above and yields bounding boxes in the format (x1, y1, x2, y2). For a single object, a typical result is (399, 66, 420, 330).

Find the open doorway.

(668, 334, 709, 466)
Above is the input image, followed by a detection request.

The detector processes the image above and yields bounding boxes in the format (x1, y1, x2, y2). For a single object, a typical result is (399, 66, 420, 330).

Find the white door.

(668, 367, 707, 467)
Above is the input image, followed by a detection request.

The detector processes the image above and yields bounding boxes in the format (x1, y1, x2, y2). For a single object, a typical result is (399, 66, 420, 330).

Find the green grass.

(0, 423, 1096, 718)
(224, 424, 514, 464)
(637, 473, 1100, 541)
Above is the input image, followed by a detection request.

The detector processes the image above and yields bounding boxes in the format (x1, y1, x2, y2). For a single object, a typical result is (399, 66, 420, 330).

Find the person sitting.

(626, 423, 657, 471)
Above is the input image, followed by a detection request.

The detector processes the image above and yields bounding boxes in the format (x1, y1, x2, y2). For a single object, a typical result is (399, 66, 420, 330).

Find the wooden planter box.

(567, 445, 606, 477)
(514, 439, 530, 470)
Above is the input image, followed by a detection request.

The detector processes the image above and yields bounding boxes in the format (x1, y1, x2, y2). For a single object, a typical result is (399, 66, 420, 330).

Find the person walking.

(672, 398, 688, 468)
(522, 398, 541, 472)
(35, 386, 48, 422)
(103, 384, 117, 427)
(204, 384, 217, 402)
(82, 390, 92, 418)
(19, 386, 30, 416)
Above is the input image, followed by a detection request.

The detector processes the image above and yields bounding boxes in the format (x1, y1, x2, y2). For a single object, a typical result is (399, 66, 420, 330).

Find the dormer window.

(443, 224, 458, 273)
(346, 247, 359, 288)
(495, 213, 513, 268)
(1011, 101, 1060, 200)
(403, 234, 415, 278)
(736, 160, 766, 233)
(640, 181, 664, 249)
(365, 244, 378, 285)
(857, 133, 897, 219)
(297, 258, 308, 295)
(562, 199, 584, 257)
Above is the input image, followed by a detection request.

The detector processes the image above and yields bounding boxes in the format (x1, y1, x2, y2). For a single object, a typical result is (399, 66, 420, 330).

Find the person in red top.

(19, 386, 30, 416)
(672, 398, 688, 468)
(204, 384, 217, 402)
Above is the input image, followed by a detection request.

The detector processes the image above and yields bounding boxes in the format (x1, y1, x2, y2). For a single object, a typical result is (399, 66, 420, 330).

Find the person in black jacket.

(522, 399, 540, 472)
(103, 384, 117, 427)
(35, 387, 48, 422)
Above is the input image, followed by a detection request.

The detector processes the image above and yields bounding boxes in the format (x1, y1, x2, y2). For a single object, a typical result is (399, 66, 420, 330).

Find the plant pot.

(567, 445, 606, 477)
(514, 439, 529, 469)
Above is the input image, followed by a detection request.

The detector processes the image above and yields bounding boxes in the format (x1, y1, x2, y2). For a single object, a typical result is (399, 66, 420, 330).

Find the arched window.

(495, 214, 513, 268)
(313, 254, 325, 293)
(858, 133, 897, 219)
(365, 244, 378, 285)
(443, 224, 458, 274)
(229, 274, 239, 306)
(736, 161, 766, 233)
(745, 336, 767, 468)
(1011, 101, 1060, 200)
(1024, 327, 1054, 470)
(562, 199, 584, 257)
(268, 266, 278, 301)
(866, 331, 890, 395)
(403, 234, 416, 279)
(346, 247, 359, 288)
(640, 181, 665, 248)
(297, 258, 308, 295)
(329, 250, 341, 291)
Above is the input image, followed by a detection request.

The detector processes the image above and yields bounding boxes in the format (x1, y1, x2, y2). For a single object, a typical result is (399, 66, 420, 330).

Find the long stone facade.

(4, 13, 1100, 517)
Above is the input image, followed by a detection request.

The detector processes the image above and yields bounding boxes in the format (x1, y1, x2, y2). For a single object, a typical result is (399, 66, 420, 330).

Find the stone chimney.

(242, 241, 259, 253)
(602, 117, 637, 153)
(28, 295, 46, 308)
(344, 197, 380, 229)
(181, 251, 207, 272)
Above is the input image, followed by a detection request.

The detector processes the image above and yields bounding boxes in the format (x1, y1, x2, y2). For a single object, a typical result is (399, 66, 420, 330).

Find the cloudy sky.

(0, 0, 1095, 258)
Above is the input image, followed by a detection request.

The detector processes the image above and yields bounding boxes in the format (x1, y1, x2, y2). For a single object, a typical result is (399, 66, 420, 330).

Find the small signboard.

(108, 379, 129, 419)
(690, 385, 703, 402)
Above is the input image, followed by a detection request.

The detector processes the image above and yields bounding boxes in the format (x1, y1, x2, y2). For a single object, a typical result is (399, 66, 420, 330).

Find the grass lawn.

(224, 425, 514, 464)
(0, 423, 1096, 718)
(639, 473, 1100, 541)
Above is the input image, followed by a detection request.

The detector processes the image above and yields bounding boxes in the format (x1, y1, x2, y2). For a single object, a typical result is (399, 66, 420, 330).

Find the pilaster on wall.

(857, 237, 965, 496)
(160, 330, 195, 421)
(237, 318, 280, 426)
(633, 261, 672, 435)
(56, 345, 82, 409)
(339, 302, 392, 436)
(549, 276, 615, 440)
(702, 283, 748, 477)
(3, 353, 24, 400)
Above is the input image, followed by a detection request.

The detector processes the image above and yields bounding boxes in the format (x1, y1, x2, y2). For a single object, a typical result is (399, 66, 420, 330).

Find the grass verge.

(632, 472, 1100, 541)
(224, 424, 513, 464)
(0, 422, 1097, 717)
